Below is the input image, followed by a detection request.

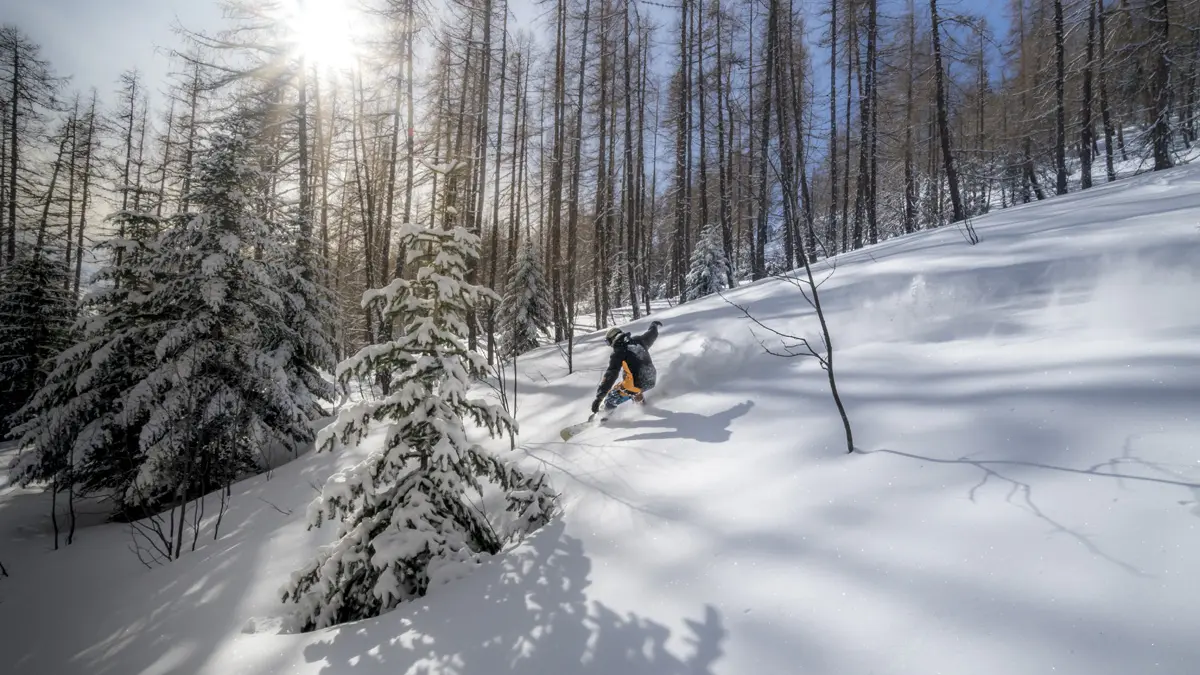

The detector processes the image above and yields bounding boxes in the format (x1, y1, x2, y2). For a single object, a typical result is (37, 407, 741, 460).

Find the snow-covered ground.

(3, 161, 1200, 675)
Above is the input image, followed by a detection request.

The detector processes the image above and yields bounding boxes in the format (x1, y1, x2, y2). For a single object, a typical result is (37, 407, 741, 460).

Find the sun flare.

(285, 0, 359, 70)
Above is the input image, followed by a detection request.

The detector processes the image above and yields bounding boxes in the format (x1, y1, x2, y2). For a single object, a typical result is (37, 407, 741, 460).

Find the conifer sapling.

(282, 214, 556, 632)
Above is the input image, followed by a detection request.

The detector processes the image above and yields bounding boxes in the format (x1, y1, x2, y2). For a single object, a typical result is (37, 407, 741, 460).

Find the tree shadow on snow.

(2, 447, 343, 675)
(301, 519, 727, 675)
(861, 445, 1200, 578)
(602, 401, 755, 444)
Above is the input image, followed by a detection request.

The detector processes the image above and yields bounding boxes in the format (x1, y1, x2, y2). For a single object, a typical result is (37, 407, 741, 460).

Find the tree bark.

(827, 0, 839, 254)
(1095, 1, 1114, 182)
(622, 0, 640, 318)
(930, 0, 966, 223)
(75, 93, 96, 295)
(1080, 0, 1096, 190)
(903, 1, 916, 234)
(786, 2, 815, 257)
(298, 56, 314, 273)
(35, 121, 69, 250)
(753, 0, 778, 279)
(486, 0, 509, 365)
(1150, 0, 1173, 170)
(7, 42, 19, 264)
(696, 0, 709, 239)
(180, 63, 201, 214)
(64, 100, 79, 281)
(1054, 0, 1068, 194)
(402, 0, 415, 265)
(714, 4, 735, 285)
(549, 0, 567, 340)
(565, 0, 592, 367)
(509, 49, 524, 262)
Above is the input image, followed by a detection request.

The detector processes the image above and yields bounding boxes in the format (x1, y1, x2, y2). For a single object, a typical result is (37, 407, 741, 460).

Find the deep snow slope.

(3, 164, 1200, 675)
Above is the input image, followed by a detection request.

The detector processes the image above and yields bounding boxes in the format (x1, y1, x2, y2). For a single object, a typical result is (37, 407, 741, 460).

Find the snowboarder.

(591, 320, 662, 416)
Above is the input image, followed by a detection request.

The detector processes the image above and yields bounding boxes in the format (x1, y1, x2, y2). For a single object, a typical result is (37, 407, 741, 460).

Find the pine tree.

(282, 207, 556, 632)
(683, 224, 729, 301)
(117, 117, 318, 511)
(8, 204, 161, 501)
(268, 215, 336, 420)
(6, 205, 159, 548)
(0, 245, 74, 437)
(496, 238, 553, 358)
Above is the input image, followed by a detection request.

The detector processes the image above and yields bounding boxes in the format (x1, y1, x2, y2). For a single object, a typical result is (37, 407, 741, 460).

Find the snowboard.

(559, 415, 603, 440)
(559, 395, 652, 440)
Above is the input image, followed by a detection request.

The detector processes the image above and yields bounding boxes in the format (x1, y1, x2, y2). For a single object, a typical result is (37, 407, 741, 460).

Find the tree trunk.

(350, 70, 377, 343)
(1095, 0, 1115, 180)
(155, 97, 173, 220)
(903, 1, 916, 234)
(1150, 0, 1173, 170)
(565, 0, 593, 366)
(64, 100, 79, 282)
(866, 0, 879, 244)
(467, 0, 495, 354)
(774, 16, 798, 268)
(594, 3, 612, 322)
(36, 122, 70, 250)
(1080, 0, 1096, 190)
(930, 0, 966, 223)
(0, 98, 7, 263)
(827, 0, 839, 255)
(487, 0, 509, 365)
(1053, 0, 1068, 194)
(509, 49, 524, 263)
(622, 0, 640, 318)
(180, 63, 201, 214)
(6, 43, 18, 264)
(753, 0, 778, 279)
(298, 56, 314, 273)
(853, 4, 868, 251)
(696, 0, 709, 238)
(1016, 0, 1044, 201)
(549, 0, 567, 341)
(75, 94, 96, 295)
(641, 25, 656, 313)
(714, 4, 735, 285)
(673, 0, 692, 294)
(786, 2, 814, 258)
(401, 0, 415, 269)
(840, 14, 852, 252)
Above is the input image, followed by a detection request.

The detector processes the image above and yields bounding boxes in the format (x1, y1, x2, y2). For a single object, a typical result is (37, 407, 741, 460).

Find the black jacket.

(595, 324, 659, 399)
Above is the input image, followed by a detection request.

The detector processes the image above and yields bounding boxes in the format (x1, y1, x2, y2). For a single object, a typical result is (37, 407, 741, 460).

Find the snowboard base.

(559, 415, 603, 440)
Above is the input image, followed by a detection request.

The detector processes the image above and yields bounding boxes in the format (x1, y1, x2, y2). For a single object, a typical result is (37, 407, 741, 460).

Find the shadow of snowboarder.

(603, 401, 755, 444)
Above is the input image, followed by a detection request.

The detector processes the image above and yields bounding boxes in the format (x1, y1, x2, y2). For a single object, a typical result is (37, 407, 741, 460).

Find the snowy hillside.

(3, 163, 1200, 675)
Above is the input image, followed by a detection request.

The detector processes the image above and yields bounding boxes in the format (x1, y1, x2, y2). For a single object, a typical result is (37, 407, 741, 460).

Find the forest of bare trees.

(2, 0, 1199, 382)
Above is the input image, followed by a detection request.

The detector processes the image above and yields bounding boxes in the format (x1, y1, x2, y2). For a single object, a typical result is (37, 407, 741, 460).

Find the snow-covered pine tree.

(266, 214, 336, 422)
(683, 223, 730, 302)
(116, 117, 318, 513)
(282, 218, 557, 632)
(8, 203, 162, 504)
(496, 237, 553, 357)
(0, 245, 76, 438)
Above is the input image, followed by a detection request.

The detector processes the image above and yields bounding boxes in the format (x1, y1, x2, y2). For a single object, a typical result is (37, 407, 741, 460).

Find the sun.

(284, 0, 360, 70)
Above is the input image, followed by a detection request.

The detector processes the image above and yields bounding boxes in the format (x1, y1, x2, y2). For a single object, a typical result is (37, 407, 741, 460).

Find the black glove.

(591, 397, 601, 414)
(651, 320, 663, 329)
